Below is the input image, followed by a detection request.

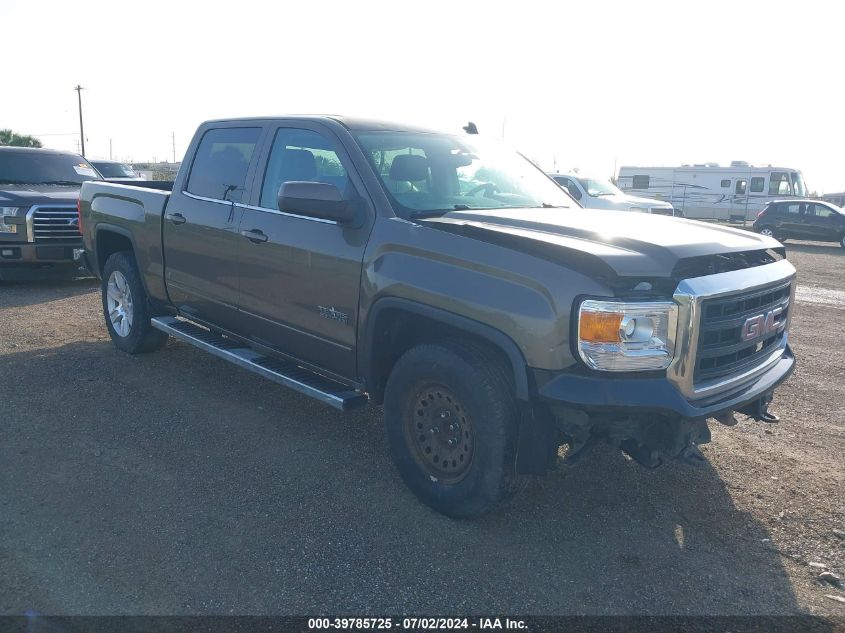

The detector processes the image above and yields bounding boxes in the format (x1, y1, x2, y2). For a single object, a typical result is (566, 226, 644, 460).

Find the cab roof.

(201, 115, 448, 135)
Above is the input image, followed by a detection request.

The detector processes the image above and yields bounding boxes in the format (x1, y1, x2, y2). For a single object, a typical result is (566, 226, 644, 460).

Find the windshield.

(578, 177, 623, 197)
(0, 151, 102, 185)
(355, 131, 573, 217)
(791, 172, 807, 197)
(93, 161, 137, 178)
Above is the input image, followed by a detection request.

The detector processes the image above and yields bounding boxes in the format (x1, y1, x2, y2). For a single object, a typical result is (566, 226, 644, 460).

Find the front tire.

(384, 341, 521, 518)
(101, 251, 168, 354)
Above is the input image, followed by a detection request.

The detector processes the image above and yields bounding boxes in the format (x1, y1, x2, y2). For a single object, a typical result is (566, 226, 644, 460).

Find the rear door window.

(186, 127, 261, 202)
(735, 179, 747, 195)
(555, 177, 581, 200)
(750, 177, 765, 193)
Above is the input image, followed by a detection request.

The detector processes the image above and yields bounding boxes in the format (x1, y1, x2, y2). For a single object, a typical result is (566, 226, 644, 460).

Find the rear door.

(163, 125, 262, 330)
(233, 122, 372, 378)
(779, 202, 809, 238)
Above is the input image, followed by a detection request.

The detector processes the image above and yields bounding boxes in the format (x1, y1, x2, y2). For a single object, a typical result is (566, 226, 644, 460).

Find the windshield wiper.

(541, 202, 567, 208)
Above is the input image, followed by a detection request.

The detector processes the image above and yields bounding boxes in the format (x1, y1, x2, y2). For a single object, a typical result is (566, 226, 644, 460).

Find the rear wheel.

(102, 251, 168, 354)
(758, 226, 775, 237)
(840, 235, 845, 249)
(384, 341, 521, 518)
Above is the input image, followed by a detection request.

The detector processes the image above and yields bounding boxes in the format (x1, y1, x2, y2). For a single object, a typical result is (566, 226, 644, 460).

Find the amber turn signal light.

(579, 311, 623, 343)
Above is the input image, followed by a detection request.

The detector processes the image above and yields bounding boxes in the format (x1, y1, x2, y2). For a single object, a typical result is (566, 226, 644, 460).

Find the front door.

(803, 203, 837, 241)
(163, 126, 262, 330)
(234, 124, 371, 378)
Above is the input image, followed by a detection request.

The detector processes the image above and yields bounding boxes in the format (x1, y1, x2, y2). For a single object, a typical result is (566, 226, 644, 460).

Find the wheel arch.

(361, 297, 531, 403)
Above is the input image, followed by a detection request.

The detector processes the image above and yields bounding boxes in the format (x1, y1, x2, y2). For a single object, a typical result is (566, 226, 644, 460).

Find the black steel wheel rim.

(405, 384, 474, 483)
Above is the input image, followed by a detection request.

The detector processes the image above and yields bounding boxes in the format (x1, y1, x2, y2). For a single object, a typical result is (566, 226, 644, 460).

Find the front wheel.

(101, 251, 168, 354)
(384, 341, 521, 518)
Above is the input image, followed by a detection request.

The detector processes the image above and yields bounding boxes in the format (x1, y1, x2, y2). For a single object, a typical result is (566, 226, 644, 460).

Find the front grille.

(32, 207, 82, 243)
(695, 281, 791, 384)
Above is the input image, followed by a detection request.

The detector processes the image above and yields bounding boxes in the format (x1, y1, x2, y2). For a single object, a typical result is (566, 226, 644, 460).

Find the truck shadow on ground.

(0, 277, 98, 310)
(0, 340, 817, 618)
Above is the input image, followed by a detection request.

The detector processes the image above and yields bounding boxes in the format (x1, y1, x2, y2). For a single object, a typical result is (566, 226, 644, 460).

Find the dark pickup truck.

(79, 116, 796, 517)
(0, 147, 102, 280)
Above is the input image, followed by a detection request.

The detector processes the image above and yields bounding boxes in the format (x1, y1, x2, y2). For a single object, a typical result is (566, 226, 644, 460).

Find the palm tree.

(0, 129, 43, 148)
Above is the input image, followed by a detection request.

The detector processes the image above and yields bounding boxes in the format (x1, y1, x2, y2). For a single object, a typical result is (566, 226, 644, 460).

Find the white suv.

(550, 173, 675, 216)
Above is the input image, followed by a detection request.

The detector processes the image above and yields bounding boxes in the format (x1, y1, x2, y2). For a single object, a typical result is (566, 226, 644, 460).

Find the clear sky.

(2, 0, 843, 192)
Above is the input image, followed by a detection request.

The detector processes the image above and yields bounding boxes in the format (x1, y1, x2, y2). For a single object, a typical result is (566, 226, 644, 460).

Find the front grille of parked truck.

(667, 259, 796, 402)
(695, 281, 791, 383)
(29, 206, 82, 244)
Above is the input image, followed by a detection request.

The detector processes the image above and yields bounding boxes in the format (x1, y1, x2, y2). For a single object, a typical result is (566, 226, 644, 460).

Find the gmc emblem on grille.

(741, 307, 783, 341)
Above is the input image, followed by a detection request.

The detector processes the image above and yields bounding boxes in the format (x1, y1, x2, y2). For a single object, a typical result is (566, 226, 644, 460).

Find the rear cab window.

(186, 127, 262, 202)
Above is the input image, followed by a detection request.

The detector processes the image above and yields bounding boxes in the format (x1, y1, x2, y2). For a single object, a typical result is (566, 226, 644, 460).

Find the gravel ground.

(0, 241, 843, 617)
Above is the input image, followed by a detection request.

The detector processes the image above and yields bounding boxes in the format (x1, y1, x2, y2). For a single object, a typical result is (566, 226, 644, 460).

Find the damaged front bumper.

(536, 345, 795, 468)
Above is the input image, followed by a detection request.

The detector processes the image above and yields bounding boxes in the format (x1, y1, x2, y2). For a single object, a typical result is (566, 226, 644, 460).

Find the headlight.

(0, 206, 26, 233)
(577, 299, 677, 371)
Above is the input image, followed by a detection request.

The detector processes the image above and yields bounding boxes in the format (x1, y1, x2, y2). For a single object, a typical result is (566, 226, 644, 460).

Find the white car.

(549, 173, 676, 216)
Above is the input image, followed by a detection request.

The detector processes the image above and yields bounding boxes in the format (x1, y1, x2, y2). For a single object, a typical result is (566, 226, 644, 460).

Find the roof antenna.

(463, 122, 478, 135)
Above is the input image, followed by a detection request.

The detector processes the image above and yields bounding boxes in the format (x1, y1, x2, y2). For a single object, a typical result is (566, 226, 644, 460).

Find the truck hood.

(423, 207, 781, 280)
(0, 183, 82, 206)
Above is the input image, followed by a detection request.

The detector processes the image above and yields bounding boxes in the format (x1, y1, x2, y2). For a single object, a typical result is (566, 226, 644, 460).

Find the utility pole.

(74, 85, 85, 157)
(171, 132, 176, 163)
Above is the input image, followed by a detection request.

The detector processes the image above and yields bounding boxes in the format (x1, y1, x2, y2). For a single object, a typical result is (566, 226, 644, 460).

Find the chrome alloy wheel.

(760, 228, 774, 237)
(106, 270, 134, 337)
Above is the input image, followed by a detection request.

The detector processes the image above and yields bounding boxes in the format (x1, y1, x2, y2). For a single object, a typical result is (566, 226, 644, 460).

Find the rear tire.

(840, 235, 845, 249)
(384, 340, 521, 518)
(102, 251, 168, 354)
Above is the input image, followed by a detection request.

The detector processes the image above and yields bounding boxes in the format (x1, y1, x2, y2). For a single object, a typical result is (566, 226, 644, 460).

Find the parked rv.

(549, 173, 675, 215)
(617, 162, 807, 222)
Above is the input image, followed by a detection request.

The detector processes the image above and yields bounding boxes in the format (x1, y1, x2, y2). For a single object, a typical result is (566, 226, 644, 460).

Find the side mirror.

(277, 181, 356, 224)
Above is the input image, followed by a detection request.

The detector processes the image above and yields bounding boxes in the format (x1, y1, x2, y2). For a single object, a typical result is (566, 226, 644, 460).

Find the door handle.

(240, 229, 268, 243)
(165, 212, 186, 225)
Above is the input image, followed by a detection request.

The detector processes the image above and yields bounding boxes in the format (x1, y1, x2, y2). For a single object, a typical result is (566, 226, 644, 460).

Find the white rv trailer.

(617, 162, 807, 221)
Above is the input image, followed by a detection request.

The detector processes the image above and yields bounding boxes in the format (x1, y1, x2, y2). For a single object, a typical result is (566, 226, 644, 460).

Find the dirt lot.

(1, 242, 843, 617)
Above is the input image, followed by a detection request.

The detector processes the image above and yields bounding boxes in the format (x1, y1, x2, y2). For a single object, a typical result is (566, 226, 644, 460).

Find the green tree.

(0, 129, 43, 148)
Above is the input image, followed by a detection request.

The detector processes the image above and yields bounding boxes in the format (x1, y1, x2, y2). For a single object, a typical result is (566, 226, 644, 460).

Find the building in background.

(132, 161, 181, 181)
